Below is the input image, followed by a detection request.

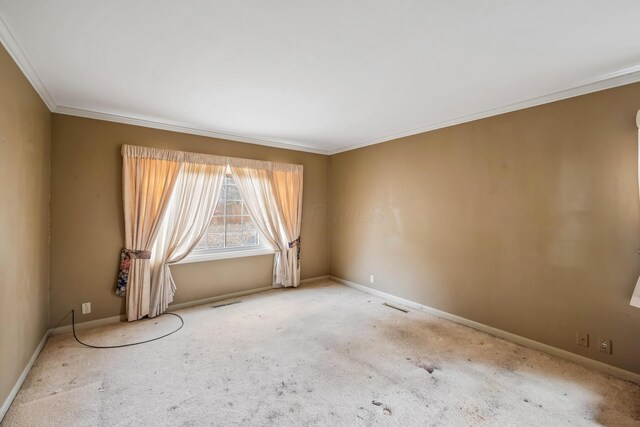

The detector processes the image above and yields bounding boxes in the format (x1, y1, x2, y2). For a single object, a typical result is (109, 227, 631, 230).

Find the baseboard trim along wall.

(49, 314, 128, 336)
(0, 331, 49, 422)
(51, 275, 331, 333)
(168, 286, 273, 311)
(301, 275, 330, 285)
(169, 275, 330, 311)
(1, 274, 332, 422)
(329, 276, 640, 385)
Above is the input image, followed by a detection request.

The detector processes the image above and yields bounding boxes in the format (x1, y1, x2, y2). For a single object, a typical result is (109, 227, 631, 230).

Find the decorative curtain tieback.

(288, 237, 301, 266)
(115, 248, 152, 297)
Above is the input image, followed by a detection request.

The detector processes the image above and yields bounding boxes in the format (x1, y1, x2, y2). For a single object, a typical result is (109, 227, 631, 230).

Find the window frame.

(178, 174, 274, 264)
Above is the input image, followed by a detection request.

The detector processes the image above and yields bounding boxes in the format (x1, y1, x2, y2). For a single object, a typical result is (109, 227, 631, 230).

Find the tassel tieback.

(288, 237, 301, 266)
(288, 237, 301, 249)
(115, 248, 152, 297)
(123, 248, 151, 259)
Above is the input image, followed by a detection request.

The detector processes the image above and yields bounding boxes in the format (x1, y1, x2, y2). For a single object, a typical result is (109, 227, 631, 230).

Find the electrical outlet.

(598, 337, 612, 354)
(369, 274, 375, 284)
(575, 332, 589, 347)
(81, 302, 91, 315)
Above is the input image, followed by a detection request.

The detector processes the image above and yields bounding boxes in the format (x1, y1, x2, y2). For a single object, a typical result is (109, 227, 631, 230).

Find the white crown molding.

(0, 8, 327, 155)
(2, 5, 640, 156)
(59, 63, 640, 157)
(0, 11, 56, 111)
(53, 105, 331, 155)
(328, 67, 640, 155)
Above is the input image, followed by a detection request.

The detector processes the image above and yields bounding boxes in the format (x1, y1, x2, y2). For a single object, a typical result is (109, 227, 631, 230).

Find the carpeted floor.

(3, 281, 639, 426)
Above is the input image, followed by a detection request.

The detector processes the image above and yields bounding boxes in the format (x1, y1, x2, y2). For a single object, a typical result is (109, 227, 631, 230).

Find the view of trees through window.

(193, 176, 260, 252)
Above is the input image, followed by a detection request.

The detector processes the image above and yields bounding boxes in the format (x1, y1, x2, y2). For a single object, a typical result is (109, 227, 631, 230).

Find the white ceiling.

(1, 1, 640, 154)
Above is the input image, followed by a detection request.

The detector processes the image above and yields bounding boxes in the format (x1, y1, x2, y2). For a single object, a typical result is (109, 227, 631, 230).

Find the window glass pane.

(243, 216, 256, 230)
(242, 230, 258, 246)
(192, 175, 263, 254)
(226, 185, 241, 201)
(205, 232, 225, 249)
(209, 216, 224, 233)
(226, 216, 243, 233)
(226, 201, 242, 216)
(219, 182, 227, 200)
(213, 201, 224, 216)
(225, 232, 243, 247)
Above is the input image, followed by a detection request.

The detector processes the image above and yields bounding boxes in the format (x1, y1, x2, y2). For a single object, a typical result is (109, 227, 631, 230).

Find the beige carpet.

(3, 281, 639, 426)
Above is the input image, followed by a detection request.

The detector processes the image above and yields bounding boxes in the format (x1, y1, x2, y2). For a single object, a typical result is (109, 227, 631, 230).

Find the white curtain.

(230, 159, 304, 288)
(149, 161, 227, 317)
(121, 145, 182, 321)
(632, 110, 640, 308)
(119, 145, 304, 320)
(272, 168, 304, 287)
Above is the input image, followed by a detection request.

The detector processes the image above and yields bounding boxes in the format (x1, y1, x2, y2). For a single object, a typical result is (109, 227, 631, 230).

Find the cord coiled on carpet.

(71, 309, 184, 349)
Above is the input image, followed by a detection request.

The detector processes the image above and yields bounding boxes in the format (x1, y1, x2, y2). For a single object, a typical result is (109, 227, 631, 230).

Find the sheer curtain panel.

(119, 145, 181, 321)
(116, 145, 304, 320)
(272, 168, 304, 287)
(230, 159, 303, 288)
(149, 162, 226, 317)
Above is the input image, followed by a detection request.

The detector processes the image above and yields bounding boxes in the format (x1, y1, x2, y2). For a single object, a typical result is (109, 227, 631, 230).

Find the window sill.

(175, 247, 275, 264)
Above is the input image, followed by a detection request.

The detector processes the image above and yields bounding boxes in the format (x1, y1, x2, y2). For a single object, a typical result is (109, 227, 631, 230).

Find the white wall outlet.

(598, 337, 612, 354)
(81, 302, 91, 315)
(369, 274, 375, 284)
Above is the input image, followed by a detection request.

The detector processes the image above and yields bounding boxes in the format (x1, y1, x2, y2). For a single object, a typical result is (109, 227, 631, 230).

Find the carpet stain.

(4, 281, 640, 426)
(419, 363, 440, 374)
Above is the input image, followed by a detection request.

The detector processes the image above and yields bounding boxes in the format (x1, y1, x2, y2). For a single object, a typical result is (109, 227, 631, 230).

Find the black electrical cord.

(71, 309, 184, 349)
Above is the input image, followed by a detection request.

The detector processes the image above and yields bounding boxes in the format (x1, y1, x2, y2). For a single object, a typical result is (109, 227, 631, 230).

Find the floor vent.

(211, 301, 242, 309)
(383, 302, 408, 313)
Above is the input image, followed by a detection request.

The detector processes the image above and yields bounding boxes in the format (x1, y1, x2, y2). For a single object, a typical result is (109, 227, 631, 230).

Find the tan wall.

(0, 45, 50, 407)
(50, 114, 331, 326)
(330, 83, 640, 373)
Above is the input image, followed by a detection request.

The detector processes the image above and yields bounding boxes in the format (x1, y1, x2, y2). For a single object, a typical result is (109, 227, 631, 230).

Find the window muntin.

(192, 175, 263, 254)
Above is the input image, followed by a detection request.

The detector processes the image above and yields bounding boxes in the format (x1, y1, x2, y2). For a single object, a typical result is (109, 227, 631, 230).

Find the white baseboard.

(49, 314, 127, 336)
(0, 331, 49, 423)
(57, 275, 332, 332)
(51, 275, 331, 334)
(168, 275, 330, 311)
(0, 273, 359, 422)
(168, 286, 273, 311)
(330, 276, 640, 385)
(3, 317, 128, 421)
(300, 275, 330, 285)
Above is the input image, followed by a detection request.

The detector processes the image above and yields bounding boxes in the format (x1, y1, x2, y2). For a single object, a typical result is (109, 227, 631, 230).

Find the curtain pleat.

(122, 152, 181, 321)
(230, 165, 289, 286)
(119, 144, 304, 320)
(272, 169, 304, 287)
(231, 165, 303, 288)
(148, 162, 226, 317)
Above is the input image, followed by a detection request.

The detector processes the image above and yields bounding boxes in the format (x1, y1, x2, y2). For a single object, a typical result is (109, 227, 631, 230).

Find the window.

(183, 175, 273, 262)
